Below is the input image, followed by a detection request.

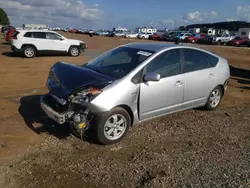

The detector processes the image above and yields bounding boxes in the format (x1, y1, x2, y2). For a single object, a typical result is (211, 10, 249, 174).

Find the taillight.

(11, 36, 17, 40)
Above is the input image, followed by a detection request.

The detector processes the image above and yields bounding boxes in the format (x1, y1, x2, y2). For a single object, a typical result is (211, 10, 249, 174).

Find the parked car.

(6, 28, 16, 42)
(160, 32, 179, 42)
(124, 31, 138, 38)
(196, 36, 216, 45)
(106, 31, 115, 37)
(213, 34, 235, 45)
(114, 31, 125, 37)
(226, 37, 249, 46)
(68, 29, 77, 33)
(185, 33, 207, 43)
(137, 32, 153, 39)
(10, 30, 86, 58)
(174, 33, 192, 41)
(149, 32, 162, 40)
(95, 31, 109, 36)
(247, 40, 250, 47)
(40, 43, 230, 145)
(3, 26, 15, 37)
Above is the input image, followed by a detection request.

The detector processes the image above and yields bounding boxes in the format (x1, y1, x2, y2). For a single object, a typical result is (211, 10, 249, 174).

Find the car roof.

(123, 42, 179, 52)
(123, 42, 221, 58)
(17, 30, 56, 33)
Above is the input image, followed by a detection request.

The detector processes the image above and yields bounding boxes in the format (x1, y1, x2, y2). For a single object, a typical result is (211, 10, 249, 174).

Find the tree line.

(0, 8, 10, 25)
(178, 21, 250, 31)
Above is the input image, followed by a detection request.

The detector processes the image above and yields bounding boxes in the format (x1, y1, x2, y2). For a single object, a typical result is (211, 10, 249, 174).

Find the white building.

(137, 27, 157, 33)
(23, 24, 49, 30)
(113, 27, 128, 32)
(238, 28, 250, 38)
(188, 28, 201, 34)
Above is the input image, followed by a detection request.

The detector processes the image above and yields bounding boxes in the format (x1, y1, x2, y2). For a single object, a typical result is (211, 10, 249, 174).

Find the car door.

(221, 34, 228, 43)
(182, 48, 217, 109)
(32, 32, 48, 50)
(45, 32, 67, 52)
(139, 48, 184, 120)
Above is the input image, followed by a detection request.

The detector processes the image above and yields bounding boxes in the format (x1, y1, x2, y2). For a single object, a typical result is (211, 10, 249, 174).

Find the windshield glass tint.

(83, 47, 154, 78)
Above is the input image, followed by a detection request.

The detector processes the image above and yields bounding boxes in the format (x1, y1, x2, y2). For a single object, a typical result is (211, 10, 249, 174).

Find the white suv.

(10, 30, 86, 58)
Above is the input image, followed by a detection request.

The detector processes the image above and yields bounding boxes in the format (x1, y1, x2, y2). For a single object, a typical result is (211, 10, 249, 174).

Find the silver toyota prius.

(40, 43, 230, 145)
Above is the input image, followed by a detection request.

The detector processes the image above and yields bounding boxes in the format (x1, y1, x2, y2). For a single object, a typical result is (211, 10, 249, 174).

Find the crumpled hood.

(47, 62, 114, 98)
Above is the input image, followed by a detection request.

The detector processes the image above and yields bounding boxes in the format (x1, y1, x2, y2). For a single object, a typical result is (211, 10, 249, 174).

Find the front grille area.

(80, 43, 86, 50)
(43, 94, 69, 113)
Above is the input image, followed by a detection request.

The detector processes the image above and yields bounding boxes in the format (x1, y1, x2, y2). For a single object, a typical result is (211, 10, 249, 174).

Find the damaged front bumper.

(40, 95, 74, 124)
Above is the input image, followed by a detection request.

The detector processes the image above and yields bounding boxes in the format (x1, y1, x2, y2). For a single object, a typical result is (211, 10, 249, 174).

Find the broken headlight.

(71, 87, 102, 105)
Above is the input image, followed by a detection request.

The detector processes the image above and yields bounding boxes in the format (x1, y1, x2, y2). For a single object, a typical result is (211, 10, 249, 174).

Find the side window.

(24, 32, 32, 38)
(46, 32, 62, 40)
(183, 49, 216, 73)
(145, 49, 181, 78)
(33, 32, 46, 39)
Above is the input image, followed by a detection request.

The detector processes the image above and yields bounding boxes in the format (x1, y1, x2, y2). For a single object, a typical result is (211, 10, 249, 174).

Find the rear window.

(24, 32, 32, 38)
(33, 32, 46, 39)
(207, 53, 219, 67)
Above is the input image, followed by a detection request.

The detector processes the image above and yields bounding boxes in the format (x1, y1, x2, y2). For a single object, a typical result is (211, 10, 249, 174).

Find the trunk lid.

(47, 62, 114, 98)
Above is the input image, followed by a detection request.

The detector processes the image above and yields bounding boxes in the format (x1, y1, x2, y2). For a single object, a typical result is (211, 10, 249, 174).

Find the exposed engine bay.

(41, 87, 103, 139)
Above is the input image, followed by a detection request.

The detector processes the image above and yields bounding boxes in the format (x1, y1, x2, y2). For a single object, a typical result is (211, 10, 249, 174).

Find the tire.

(95, 107, 131, 145)
(217, 40, 221, 45)
(204, 86, 223, 111)
(69, 46, 80, 57)
(22, 46, 36, 58)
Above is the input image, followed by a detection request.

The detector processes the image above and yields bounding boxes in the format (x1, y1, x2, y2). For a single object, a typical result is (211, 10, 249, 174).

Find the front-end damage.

(40, 87, 103, 139)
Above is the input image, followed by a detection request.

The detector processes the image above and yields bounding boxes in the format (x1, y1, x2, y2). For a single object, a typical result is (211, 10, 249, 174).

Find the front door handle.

(209, 73, 215, 78)
(175, 80, 183, 86)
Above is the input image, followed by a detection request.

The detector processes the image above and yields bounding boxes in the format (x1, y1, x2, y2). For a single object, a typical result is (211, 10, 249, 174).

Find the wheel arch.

(21, 44, 38, 52)
(68, 45, 80, 52)
(217, 84, 225, 96)
(116, 104, 134, 126)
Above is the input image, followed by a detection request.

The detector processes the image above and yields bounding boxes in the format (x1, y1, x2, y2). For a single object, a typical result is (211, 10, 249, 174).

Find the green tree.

(178, 26, 186, 31)
(0, 8, 10, 25)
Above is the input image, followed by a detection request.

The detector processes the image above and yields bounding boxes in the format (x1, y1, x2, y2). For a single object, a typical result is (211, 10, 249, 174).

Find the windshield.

(179, 34, 184, 36)
(82, 47, 154, 79)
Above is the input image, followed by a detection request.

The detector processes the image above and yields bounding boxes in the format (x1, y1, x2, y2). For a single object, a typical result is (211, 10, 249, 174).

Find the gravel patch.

(1, 106, 250, 188)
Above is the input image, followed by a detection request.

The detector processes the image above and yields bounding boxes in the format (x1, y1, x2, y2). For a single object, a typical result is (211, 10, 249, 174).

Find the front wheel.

(69, 46, 80, 57)
(95, 107, 131, 145)
(204, 86, 223, 110)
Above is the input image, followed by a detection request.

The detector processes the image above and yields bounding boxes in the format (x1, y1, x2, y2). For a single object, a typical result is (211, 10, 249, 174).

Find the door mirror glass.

(144, 72, 160, 82)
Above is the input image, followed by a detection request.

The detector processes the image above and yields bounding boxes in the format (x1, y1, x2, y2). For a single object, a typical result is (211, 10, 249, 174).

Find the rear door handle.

(209, 73, 215, 78)
(175, 80, 183, 86)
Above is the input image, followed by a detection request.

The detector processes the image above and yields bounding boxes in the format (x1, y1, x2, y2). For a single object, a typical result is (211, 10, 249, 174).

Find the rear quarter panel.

(215, 57, 230, 87)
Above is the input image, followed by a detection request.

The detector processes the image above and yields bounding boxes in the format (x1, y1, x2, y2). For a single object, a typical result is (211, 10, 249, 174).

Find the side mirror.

(60, 38, 64, 41)
(144, 72, 160, 82)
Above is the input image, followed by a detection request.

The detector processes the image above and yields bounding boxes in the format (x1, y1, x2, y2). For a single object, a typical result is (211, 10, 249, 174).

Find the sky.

(1, 0, 250, 30)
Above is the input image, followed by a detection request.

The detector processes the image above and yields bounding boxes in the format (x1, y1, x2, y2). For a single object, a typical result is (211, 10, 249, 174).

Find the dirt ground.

(0, 33, 250, 188)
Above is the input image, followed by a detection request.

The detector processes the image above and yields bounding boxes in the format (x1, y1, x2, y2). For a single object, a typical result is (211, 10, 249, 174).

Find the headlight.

(71, 87, 102, 105)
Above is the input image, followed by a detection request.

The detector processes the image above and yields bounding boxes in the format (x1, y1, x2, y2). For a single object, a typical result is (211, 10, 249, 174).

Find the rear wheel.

(204, 86, 223, 110)
(69, 46, 80, 57)
(95, 107, 131, 145)
(23, 46, 36, 58)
